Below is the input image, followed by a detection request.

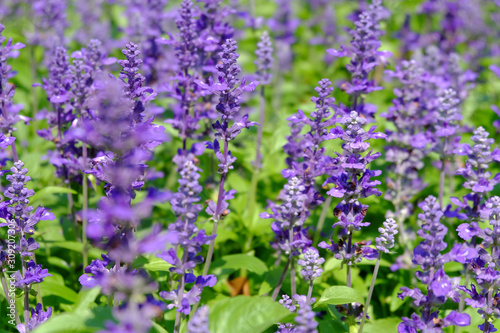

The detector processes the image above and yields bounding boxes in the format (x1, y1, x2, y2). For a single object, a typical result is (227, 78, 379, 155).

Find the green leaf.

(363, 317, 401, 333)
(46, 241, 102, 259)
(143, 257, 172, 272)
(151, 322, 170, 333)
(30, 186, 77, 204)
(390, 283, 405, 312)
(211, 254, 268, 275)
(315, 286, 364, 307)
(209, 296, 290, 333)
(72, 287, 102, 312)
(33, 306, 113, 333)
(39, 279, 78, 303)
(33, 311, 95, 333)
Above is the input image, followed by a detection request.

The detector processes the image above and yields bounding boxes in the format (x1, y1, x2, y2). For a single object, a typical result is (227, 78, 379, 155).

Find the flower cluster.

(398, 196, 471, 332)
(255, 31, 273, 85)
(328, 0, 391, 120)
(0, 23, 25, 155)
(200, 38, 257, 220)
(263, 79, 337, 265)
(0, 161, 55, 332)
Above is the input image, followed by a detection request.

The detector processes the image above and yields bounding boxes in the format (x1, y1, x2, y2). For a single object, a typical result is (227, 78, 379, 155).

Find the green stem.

(313, 196, 331, 247)
(82, 143, 89, 269)
(289, 226, 296, 298)
(30, 46, 38, 116)
(306, 281, 313, 303)
(248, 87, 266, 221)
(439, 158, 446, 209)
(174, 252, 188, 333)
(24, 287, 30, 333)
(271, 257, 291, 301)
(359, 254, 382, 333)
(30, 254, 43, 307)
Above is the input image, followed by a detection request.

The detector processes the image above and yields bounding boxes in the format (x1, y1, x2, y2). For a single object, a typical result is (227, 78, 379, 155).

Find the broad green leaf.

(363, 317, 401, 333)
(211, 254, 268, 275)
(46, 241, 102, 259)
(390, 283, 405, 312)
(209, 296, 290, 333)
(30, 186, 77, 204)
(40, 280, 78, 303)
(72, 287, 102, 312)
(315, 286, 364, 307)
(33, 307, 113, 333)
(46, 257, 70, 271)
(33, 310, 95, 333)
(144, 257, 172, 272)
(152, 322, 170, 333)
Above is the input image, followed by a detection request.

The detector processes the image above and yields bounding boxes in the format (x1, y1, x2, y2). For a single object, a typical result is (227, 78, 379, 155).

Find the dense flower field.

(0, 0, 500, 332)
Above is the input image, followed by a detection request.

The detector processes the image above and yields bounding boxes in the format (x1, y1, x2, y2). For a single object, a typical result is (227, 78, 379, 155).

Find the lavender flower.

(277, 295, 318, 333)
(197, 38, 257, 221)
(73, 0, 110, 48)
(293, 295, 318, 333)
(279, 294, 297, 312)
(286, 79, 337, 199)
(29, 0, 68, 55)
(163, 0, 206, 152)
(123, 0, 170, 85)
(77, 45, 175, 333)
(382, 59, 428, 271)
(359, 218, 399, 332)
(187, 305, 210, 333)
(12, 260, 51, 288)
(263, 80, 337, 290)
(157, 148, 216, 326)
(0, 23, 25, 156)
(327, 1, 391, 120)
(297, 247, 324, 282)
(0, 161, 54, 331)
(16, 303, 52, 333)
(255, 31, 273, 85)
(454, 192, 500, 331)
(320, 111, 385, 257)
(375, 218, 398, 253)
(319, 109, 386, 324)
(398, 196, 470, 332)
(267, 0, 299, 71)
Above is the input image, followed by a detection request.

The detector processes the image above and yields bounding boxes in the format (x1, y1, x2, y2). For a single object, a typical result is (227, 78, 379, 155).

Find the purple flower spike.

(297, 247, 325, 282)
(255, 31, 273, 85)
(279, 294, 296, 312)
(328, 1, 391, 120)
(16, 303, 52, 333)
(293, 295, 319, 333)
(13, 260, 51, 288)
(207, 38, 259, 122)
(375, 218, 398, 253)
(399, 196, 469, 331)
(0, 23, 25, 153)
(187, 305, 210, 333)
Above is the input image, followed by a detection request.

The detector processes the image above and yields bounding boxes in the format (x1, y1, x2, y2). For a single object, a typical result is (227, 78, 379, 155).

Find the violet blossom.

(262, 79, 337, 299)
(0, 161, 55, 332)
(187, 305, 210, 333)
(77, 43, 175, 333)
(327, 0, 391, 121)
(381, 59, 428, 271)
(0, 23, 25, 160)
(398, 196, 470, 332)
(194, 38, 258, 283)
